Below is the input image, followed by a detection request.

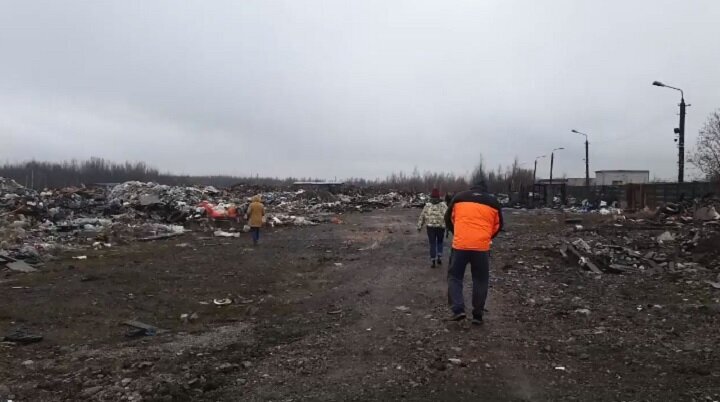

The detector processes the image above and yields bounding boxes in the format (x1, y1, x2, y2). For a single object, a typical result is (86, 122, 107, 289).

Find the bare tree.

(691, 109, 720, 181)
(469, 156, 486, 185)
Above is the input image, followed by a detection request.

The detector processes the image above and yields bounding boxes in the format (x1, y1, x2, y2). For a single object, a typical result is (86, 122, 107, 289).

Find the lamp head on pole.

(571, 129, 588, 138)
(652, 81, 665, 87)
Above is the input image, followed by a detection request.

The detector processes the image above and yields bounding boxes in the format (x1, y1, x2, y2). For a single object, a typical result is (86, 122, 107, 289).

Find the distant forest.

(1, 157, 535, 194)
(0, 158, 300, 189)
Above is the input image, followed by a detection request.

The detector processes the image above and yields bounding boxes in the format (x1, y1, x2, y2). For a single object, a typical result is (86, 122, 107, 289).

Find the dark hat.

(472, 180, 488, 192)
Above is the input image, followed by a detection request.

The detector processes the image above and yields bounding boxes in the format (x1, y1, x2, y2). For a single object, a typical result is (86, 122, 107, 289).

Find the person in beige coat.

(245, 195, 265, 245)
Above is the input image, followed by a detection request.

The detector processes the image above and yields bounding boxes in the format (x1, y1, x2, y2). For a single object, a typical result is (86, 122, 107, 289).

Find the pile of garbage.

(563, 200, 624, 215)
(560, 199, 720, 284)
(1, 178, 426, 266)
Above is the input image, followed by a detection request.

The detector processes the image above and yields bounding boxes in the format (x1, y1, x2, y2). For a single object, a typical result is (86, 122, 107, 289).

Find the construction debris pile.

(559, 198, 720, 287)
(1, 178, 426, 266)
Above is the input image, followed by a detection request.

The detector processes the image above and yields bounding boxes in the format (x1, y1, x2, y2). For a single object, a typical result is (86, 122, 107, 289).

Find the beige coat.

(246, 197, 265, 227)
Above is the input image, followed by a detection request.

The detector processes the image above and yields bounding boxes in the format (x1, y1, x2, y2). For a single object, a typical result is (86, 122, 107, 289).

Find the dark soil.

(1, 209, 718, 401)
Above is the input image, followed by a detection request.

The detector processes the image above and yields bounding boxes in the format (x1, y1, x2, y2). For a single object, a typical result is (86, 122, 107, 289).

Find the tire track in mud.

(225, 209, 544, 401)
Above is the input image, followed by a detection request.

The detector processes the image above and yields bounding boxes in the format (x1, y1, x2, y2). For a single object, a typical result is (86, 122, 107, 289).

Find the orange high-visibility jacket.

(444, 188, 503, 251)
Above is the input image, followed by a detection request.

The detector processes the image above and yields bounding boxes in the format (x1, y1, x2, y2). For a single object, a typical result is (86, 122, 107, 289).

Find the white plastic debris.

(213, 230, 240, 238)
(72, 255, 88, 260)
(694, 206, 720, 221)
(656, 231, 676, 242)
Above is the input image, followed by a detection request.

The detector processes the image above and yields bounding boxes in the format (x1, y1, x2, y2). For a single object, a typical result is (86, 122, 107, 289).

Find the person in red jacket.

(444, 181, 503, 324)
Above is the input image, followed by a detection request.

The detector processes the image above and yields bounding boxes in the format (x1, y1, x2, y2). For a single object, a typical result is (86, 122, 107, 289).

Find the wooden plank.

(562, 242, 603, 274)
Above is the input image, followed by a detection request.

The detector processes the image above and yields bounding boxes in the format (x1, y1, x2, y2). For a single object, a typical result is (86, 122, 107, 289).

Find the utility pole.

(532, 155, 545, 207)
(571, 130, 590, 187)
(678, 96, 686, 183)
(653, 81, 687, 183)
(585, 138, 589, 187)
(549, 148, 564, 203)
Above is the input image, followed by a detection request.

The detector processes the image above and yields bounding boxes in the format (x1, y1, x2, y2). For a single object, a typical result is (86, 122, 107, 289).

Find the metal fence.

(558, 181, 718, 209)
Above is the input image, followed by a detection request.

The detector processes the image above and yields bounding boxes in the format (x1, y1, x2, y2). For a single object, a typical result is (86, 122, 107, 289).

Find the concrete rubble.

(558, 199, 720, 282)
(1, 177, 426, 267)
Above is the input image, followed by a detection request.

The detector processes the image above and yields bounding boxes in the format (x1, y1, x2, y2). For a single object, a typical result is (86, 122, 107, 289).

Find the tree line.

(0, 156, 535, 194)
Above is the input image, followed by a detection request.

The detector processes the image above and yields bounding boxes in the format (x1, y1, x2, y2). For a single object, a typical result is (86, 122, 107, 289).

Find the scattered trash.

(2, 328, 44, 344)
(122, 320, 160, 337)
(213, 298, 232, 306)
(1, 178, 425, 265)
(656, 231, 676, 243)
(574, 308, 591, 315)
(694, 206, 720, 221)
(448, 358, 462, 365)
(213, 230, 240, 238)
(72, 255, 88, 260)
(571, 239, 592, 253)
(395, 305, 410, 312)
(560, 242, 602, 274)
(555, 366, 566, 371)
(6, 260, 38, 273)
(360, 241, 380, 251)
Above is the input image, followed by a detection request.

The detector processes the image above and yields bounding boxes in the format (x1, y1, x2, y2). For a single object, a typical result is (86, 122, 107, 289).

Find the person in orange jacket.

(444, 181, 503, 324)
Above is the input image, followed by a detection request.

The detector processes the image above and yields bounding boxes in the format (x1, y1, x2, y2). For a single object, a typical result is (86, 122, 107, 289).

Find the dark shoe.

(447, 312, 466, 321)
(471, 316, 484, 326)
(437, 258, 443, 266)
(431, 260, 436, 268)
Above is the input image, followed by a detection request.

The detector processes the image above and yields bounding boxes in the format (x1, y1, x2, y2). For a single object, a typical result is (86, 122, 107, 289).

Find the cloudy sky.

(1, 1, 719, 180)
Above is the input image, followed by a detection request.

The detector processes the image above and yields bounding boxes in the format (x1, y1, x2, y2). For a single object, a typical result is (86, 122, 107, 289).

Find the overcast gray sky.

(1, 0, 719, 180)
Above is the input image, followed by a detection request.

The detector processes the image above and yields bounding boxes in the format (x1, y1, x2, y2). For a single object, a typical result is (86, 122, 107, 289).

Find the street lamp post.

(548, 148, 564, 205)
(533, 155, 546, 185)
(531, 155, 546, 207)
(571, 130, 590, 187)
(653, 81, 686, 183)
(549, 147, 564, 186)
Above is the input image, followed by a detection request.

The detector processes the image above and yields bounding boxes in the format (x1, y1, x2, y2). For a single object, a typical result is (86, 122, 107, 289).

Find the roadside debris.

(555, 195, 720, 278)
(122, 320, 161, 337)
(213, 298, 232, 306)
(2, 328, 44, 344)
(656, 231, 675, 243)
(1, 177, 425, 264)
(6, 260, 37, 273)
(213, 230, 240, 238)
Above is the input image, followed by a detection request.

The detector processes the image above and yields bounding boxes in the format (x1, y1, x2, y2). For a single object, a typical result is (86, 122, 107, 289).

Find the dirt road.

(1, 208, 718, 401)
